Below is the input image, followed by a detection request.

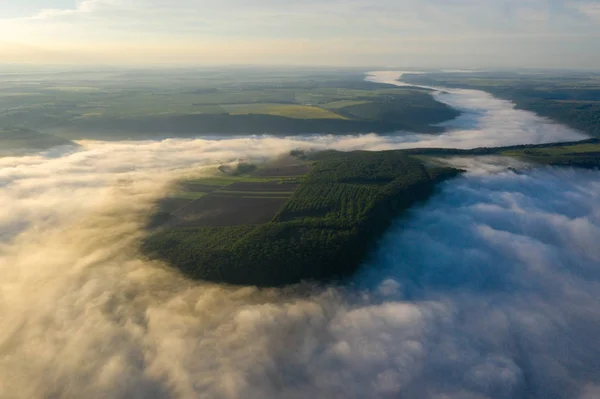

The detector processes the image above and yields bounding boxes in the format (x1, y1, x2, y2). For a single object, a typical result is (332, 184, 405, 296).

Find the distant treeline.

(143, 151, 462, 286)
(509, 97, 600, 137)
(58, 92, 459, 138)
(403, 138, 600, 156)
(405, 138, 600, 169)
(60, 113, 445, 138)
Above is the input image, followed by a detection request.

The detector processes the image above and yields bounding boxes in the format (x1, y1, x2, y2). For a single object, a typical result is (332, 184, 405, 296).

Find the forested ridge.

(143, 151, 462, 286)
(405, 138, 600, 169)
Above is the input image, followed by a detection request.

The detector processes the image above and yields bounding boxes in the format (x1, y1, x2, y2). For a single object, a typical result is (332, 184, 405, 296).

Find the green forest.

(143, 151, 462, 286)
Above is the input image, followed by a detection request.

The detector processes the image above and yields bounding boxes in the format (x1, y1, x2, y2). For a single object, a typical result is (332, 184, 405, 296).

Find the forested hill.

(143, 151, 462, 287)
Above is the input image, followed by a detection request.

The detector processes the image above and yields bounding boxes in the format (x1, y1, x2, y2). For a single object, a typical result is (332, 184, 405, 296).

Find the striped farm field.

(222, 103, 347, 119)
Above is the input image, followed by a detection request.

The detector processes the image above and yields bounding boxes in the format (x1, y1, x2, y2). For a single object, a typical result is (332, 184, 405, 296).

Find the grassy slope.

(143, 151, 462, 286)
(223, 104, 347, 119)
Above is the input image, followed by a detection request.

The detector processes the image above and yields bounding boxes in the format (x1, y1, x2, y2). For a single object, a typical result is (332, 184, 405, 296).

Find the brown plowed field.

(155, 197, 193, 213)
(224, 182, 299, 192)
(252, 155, 313, 177)
(171, 195, 289, 227)
(253, 164, 312, 177)
(178, 183, 220, 192)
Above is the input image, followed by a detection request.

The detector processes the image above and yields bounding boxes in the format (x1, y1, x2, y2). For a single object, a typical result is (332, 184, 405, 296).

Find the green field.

(223, 103, 347, 119)
(321, 100, 370, 109)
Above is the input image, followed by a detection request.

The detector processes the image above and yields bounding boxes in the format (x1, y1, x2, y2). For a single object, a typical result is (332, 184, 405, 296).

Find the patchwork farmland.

(151, 156, 311, 228)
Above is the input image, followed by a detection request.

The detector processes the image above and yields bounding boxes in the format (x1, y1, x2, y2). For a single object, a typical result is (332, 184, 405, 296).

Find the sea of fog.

(0, 72, 599, 399)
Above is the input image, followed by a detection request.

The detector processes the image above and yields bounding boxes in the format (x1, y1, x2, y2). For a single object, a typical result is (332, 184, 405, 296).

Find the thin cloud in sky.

(575, 2, 600, 20)
(1, 0, 599, 66)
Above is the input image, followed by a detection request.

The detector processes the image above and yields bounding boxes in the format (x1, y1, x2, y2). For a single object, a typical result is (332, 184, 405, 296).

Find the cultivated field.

(171, 196, 292, 227)
(222, 104, 347, 119)
(152, 156, 312, 229)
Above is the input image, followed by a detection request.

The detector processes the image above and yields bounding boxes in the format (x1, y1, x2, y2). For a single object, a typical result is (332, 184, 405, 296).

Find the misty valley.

(2, 68, 600, 399)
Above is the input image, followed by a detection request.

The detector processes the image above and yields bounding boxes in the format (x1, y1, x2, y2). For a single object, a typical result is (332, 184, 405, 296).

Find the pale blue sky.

(1, 0, 599, 67)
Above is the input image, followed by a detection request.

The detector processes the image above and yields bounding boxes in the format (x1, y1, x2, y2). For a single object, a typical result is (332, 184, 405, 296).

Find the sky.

(1, 0, 599, 67)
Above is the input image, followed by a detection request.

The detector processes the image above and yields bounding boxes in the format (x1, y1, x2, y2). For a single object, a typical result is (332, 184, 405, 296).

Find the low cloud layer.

(0, 79, 598, 398)
(359, 166, 600, 398)
(2, 142, 600, 398)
